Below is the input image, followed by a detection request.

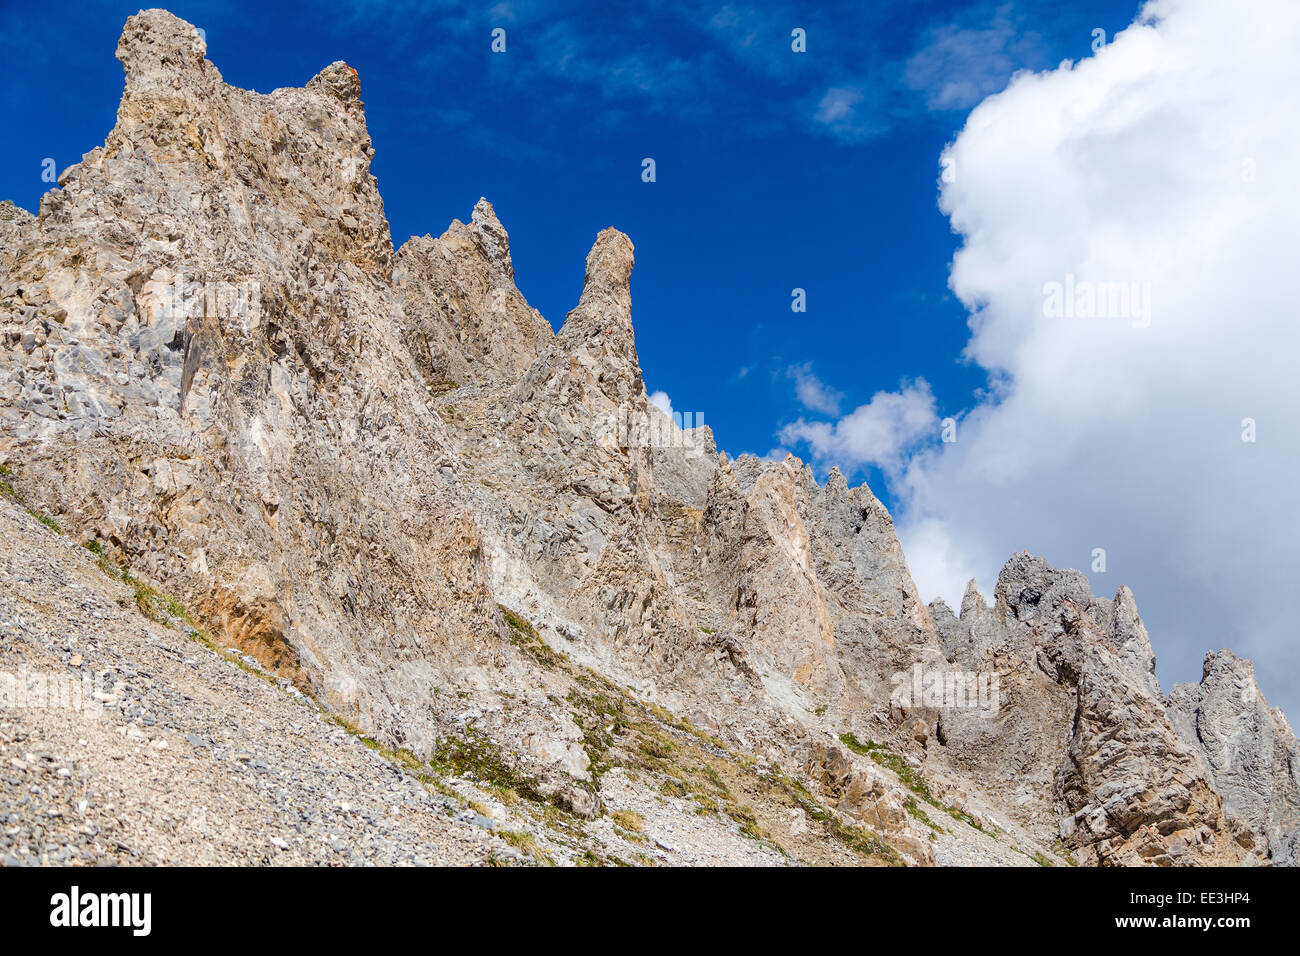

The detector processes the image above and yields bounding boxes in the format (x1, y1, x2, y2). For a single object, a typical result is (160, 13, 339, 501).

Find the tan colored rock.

(2, 8, 1292, 868)
(0, 9, 504, 754)
(394, 198, 553, 386)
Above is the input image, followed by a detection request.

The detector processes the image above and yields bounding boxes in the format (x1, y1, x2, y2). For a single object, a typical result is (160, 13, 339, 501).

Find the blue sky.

(1, 0, 1138, 501)
(6, 0, 1297, 715)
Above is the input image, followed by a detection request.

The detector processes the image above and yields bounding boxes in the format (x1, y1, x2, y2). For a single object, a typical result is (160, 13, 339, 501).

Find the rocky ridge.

(1, 10, 1295, 866)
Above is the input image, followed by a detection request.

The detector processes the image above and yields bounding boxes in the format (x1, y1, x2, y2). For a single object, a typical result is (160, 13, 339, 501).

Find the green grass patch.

(636, 733, 677, 762)
(837, 731, 872, 755)
(1053, 841, 1080, 866)
(499, 604, 561, 670)
(839, 732, 991, 839)
(566, 687, 627, 783)
(766, 763, 905, 865)
(429, 727, 549, 806)
(1023, 848, 1054, 867)
(904, 796, 944, 832)
(839, 733, 934, 802)
(942, 805, 990, 835)
(0, 464, 61, 531)
(498, 829, 553, 865)
(29, 510, 60, 532)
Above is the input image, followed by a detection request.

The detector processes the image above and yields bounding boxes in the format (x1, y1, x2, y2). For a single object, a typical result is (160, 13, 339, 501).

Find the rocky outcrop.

(0, 200, 34, 245)
(930, 555, 1268, 865)
(1, 9, 1294, 867)
(1169, 651, 1300, 865)
(393, 198, 553, 386)
(0, 9, 505, 753)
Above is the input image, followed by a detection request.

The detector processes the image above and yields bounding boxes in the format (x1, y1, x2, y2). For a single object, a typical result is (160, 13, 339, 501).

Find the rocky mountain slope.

(1, 9, 1295, 866)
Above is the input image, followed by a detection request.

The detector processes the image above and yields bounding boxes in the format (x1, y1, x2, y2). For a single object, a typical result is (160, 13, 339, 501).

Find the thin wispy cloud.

(303, 0, 1069, 146)
(903, 10, 1049, 111)
(811, 86, 889, 142)
(786, 362, 844, 416)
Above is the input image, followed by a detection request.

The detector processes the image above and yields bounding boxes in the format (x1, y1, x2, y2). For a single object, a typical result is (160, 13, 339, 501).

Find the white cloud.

(815, 86, 861, 124)
(898, 517, 984, 612)
(779, 0, 1300, 713)
(813, 85, 885, 141)
(787, 362, 843, 415)
(903, 14, 1045, 111)
(780, 379, 937, 474)
(648, 389, 674, 417)
(886, 0, 1300, 711)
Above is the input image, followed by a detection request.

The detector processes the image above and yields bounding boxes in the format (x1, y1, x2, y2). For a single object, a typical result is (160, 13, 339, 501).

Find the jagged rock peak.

(469, 197, 513, 276)
(557, 227, 636, 351)
(472, 195, 502, 227)
(399, 198, 513, 275)
(308, 61, 362, 101)
(1168, 649, 1300, 864)
(0, 6, 494, 749)
(116, 9, 216, 90)
(959, 578, 987, 617)
(585, 227, 634, 291)
(825, 465, 848, 494)
(0, 200, 34, 242)
(392, 199, 552, 383)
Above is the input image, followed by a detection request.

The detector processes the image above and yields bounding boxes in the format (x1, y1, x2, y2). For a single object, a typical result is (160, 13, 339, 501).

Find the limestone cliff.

(1, 9, 1294, 866)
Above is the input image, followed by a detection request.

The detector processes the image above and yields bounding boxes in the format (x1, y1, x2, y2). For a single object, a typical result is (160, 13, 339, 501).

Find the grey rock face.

(1169, 650, 1300, 864)
(1, 9, 1293, 867)
(930, 555, 1257, 865)
(0, 9, 504, 753)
